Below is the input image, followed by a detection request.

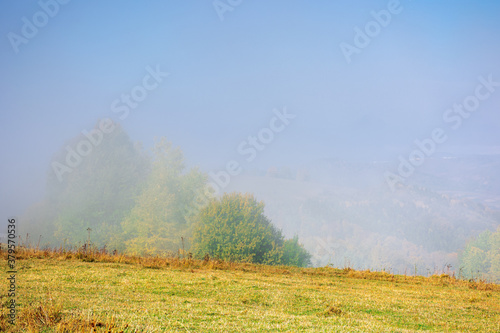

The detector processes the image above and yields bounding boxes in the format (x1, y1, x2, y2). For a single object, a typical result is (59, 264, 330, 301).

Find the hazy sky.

(1, 0, 500, 217)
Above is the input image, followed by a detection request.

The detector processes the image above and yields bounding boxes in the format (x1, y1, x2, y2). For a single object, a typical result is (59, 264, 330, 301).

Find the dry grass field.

(1, 248, 499, 332)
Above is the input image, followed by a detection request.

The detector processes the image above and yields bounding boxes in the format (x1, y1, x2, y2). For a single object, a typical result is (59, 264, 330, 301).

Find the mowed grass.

(1, 249, 499, 332)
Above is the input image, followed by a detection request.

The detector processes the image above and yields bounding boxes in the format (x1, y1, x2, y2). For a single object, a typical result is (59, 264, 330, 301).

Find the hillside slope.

(1, 251, 499, 332)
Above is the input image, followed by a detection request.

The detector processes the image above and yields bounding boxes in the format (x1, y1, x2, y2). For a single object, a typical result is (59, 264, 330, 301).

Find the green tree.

(121, 138, 208, 255)
(21, 121, 149, 248)
(192, 192, 311, 266)
(490, 229, 500, 280)
(459, 227, 500, 282)
(282, 235, 312, 267)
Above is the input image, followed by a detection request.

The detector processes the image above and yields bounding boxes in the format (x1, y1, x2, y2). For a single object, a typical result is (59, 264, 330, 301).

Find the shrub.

(192, 192, 310, 267)
(282, 235, 312, 267)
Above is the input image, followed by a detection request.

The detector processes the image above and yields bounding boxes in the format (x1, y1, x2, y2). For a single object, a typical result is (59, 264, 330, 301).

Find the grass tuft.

(321, 304, 343, 316)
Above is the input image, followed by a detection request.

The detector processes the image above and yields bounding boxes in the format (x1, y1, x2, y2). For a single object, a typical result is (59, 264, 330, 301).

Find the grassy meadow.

(1, 248, 499, 332)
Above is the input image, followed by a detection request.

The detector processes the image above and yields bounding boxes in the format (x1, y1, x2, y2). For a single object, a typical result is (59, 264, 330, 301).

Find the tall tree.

(121, 138, 208, 255)
(21, 121, 149, 248)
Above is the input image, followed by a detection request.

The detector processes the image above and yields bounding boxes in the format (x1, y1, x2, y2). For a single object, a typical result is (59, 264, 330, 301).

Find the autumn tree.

(120, 138, 208, 255)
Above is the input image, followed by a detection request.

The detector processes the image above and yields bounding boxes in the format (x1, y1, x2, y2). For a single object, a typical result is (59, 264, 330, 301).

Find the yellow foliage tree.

(121, 138, 207, 255)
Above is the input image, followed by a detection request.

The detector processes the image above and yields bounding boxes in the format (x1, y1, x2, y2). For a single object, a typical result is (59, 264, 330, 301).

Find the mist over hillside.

(2, 1, 500, 285)
(224, 153, 500, 274)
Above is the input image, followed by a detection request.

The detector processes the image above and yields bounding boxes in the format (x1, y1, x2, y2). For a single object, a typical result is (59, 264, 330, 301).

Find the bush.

(282, 235, 312, 267)
(192, 192, 311, 267)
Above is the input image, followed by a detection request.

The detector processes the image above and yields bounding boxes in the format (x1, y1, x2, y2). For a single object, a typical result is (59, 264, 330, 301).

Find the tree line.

(21, 121, 311, 267)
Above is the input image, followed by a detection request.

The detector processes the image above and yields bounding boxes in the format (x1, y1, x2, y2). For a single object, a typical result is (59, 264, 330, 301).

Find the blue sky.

(1, 0, 500, 216)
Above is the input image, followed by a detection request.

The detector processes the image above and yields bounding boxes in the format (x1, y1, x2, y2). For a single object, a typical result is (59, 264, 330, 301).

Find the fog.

(1, 1, 499, 276)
